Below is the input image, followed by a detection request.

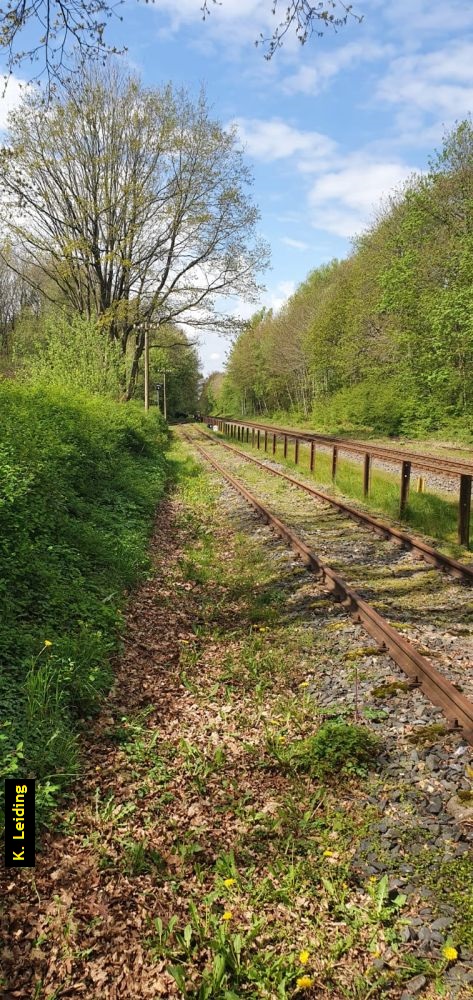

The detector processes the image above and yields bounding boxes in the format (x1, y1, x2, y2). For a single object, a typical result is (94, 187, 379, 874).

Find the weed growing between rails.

(2, 435, 471, 999)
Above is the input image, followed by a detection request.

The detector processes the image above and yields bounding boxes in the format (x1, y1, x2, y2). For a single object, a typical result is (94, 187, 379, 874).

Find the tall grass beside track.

(0, 381, 169, 828)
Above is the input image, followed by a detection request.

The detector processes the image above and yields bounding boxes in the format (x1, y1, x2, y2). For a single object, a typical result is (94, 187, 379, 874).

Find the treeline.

(214, 120, 473, 438)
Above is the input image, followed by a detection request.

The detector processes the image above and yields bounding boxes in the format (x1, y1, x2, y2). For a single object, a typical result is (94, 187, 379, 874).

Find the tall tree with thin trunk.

(0, 65, 269, 398)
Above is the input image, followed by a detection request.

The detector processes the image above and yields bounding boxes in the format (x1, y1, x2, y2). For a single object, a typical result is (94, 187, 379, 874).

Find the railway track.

(197, 426, 473, 585)
(208, 416, 473, 546)
(181, 428, 473, 745)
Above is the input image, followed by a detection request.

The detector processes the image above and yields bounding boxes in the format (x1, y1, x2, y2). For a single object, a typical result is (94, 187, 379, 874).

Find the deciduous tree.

(0, 65, 269, 398)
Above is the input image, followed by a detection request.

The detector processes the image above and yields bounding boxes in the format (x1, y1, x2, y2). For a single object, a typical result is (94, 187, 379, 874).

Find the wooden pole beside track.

(332, 446, 338, 481)
(459, 474, 472, 548)
(310, 440, 315, 473)
(400, 460, 411, 517)
(363, 453, 371, 497)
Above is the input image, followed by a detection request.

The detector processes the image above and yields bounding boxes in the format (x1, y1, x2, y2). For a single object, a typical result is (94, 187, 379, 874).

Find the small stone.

(417, 927, 433, 944)
(427, 797, 442, 814)
(446, 796, 473, 823)
(405, 974, 427, 993)
(373, 958, 386, 970)
(430, 916, 452, 931)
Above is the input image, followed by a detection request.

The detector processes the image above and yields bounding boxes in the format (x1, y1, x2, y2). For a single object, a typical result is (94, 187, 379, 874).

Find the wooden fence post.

(332, 446, 338, 481)
(310, 441, 315, 472)
(459, 474, 472, 548)
(363, 453, 371, 497)
(400, 460, 411, 517)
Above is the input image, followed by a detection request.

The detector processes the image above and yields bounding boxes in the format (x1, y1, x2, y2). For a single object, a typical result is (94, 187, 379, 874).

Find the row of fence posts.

(209, 419, 471, 549)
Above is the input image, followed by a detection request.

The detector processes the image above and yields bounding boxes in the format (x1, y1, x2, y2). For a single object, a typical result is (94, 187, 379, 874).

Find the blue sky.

(2, 0, 473, 374)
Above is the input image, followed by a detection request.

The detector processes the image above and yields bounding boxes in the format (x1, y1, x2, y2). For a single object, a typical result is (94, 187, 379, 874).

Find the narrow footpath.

(1, 439, 472, 1000)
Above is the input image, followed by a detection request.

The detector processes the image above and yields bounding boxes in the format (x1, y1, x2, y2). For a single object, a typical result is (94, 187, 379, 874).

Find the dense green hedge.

(0, 381, 169, 823)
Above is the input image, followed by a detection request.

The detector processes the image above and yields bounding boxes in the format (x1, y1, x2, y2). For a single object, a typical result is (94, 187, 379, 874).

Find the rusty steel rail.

(206, 416, 473, 548)
(196, 426, 473, 584)
(183, 432, 473, 744)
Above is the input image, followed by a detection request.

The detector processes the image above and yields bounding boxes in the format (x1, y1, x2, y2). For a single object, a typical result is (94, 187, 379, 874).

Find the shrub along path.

(1, 439, 472, 999)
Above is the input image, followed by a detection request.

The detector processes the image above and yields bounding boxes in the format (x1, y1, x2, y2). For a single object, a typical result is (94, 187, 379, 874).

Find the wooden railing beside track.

(205, 416, 473, 549)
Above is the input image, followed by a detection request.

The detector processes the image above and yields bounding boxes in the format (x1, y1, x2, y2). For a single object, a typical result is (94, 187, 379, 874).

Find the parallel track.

(212, 416, 473, 479)
(197, 426, 473, 584)
(182, 430, 473, 744)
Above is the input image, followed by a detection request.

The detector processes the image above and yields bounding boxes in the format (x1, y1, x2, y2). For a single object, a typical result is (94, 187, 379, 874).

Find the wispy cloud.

(280, 40, 390, 96)
(281, 237, 310, 250)
(308, 154, 414, 238)
(377, 41, 473, 121)
(231, 117, 337, 170)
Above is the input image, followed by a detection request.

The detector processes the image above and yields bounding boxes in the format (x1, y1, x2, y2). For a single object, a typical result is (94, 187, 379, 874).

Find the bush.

(269, 721, 379, 778)
(13, 310, 125, 398)
(0, 380, 169, 827)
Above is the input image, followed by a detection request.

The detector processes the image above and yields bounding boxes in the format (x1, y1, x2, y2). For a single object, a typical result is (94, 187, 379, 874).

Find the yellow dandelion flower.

(442, 946, 458, 962)
(323, 849, 334, 857)
(299, 681, 309, 688)
(278, 736, 286, 743)
(296, 975, 314, 990)
(43, 640, 53, 647)
(223, 878, 236, 888)
(299, 950, 310, 965)
(222, 911, 233, 921)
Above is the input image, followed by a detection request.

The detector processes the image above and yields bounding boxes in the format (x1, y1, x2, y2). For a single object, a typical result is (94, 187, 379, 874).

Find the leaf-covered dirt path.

(1, 440, 472, 999)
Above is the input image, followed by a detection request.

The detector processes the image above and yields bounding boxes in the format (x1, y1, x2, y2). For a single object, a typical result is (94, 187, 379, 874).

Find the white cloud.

(0, 76, 28, 131)
(280, 40, 390, 96)
(379, 0, 473, 40)
(153, 0, 277, 48)
(231, 117, 337, 170)
(210, 351, 221, 360)
(281, 237, 310, 250)
(308, 155, 414, 238)
(377, 41, 473, 120)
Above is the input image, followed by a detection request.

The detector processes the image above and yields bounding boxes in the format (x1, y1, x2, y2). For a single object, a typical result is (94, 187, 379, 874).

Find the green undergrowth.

(213, 429, 462, 553)
(0, 380, 169, 827)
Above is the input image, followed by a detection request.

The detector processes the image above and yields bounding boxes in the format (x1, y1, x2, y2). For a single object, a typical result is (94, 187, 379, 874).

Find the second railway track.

(182, 427, 473, 744)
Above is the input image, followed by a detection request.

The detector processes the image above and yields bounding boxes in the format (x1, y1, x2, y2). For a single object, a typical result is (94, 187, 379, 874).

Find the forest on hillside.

(202, 120, 473, 440)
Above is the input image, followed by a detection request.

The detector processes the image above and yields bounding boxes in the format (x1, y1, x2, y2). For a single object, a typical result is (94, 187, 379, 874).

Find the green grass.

(0, 380, 169, 827)
(214, 428, 464, 554)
